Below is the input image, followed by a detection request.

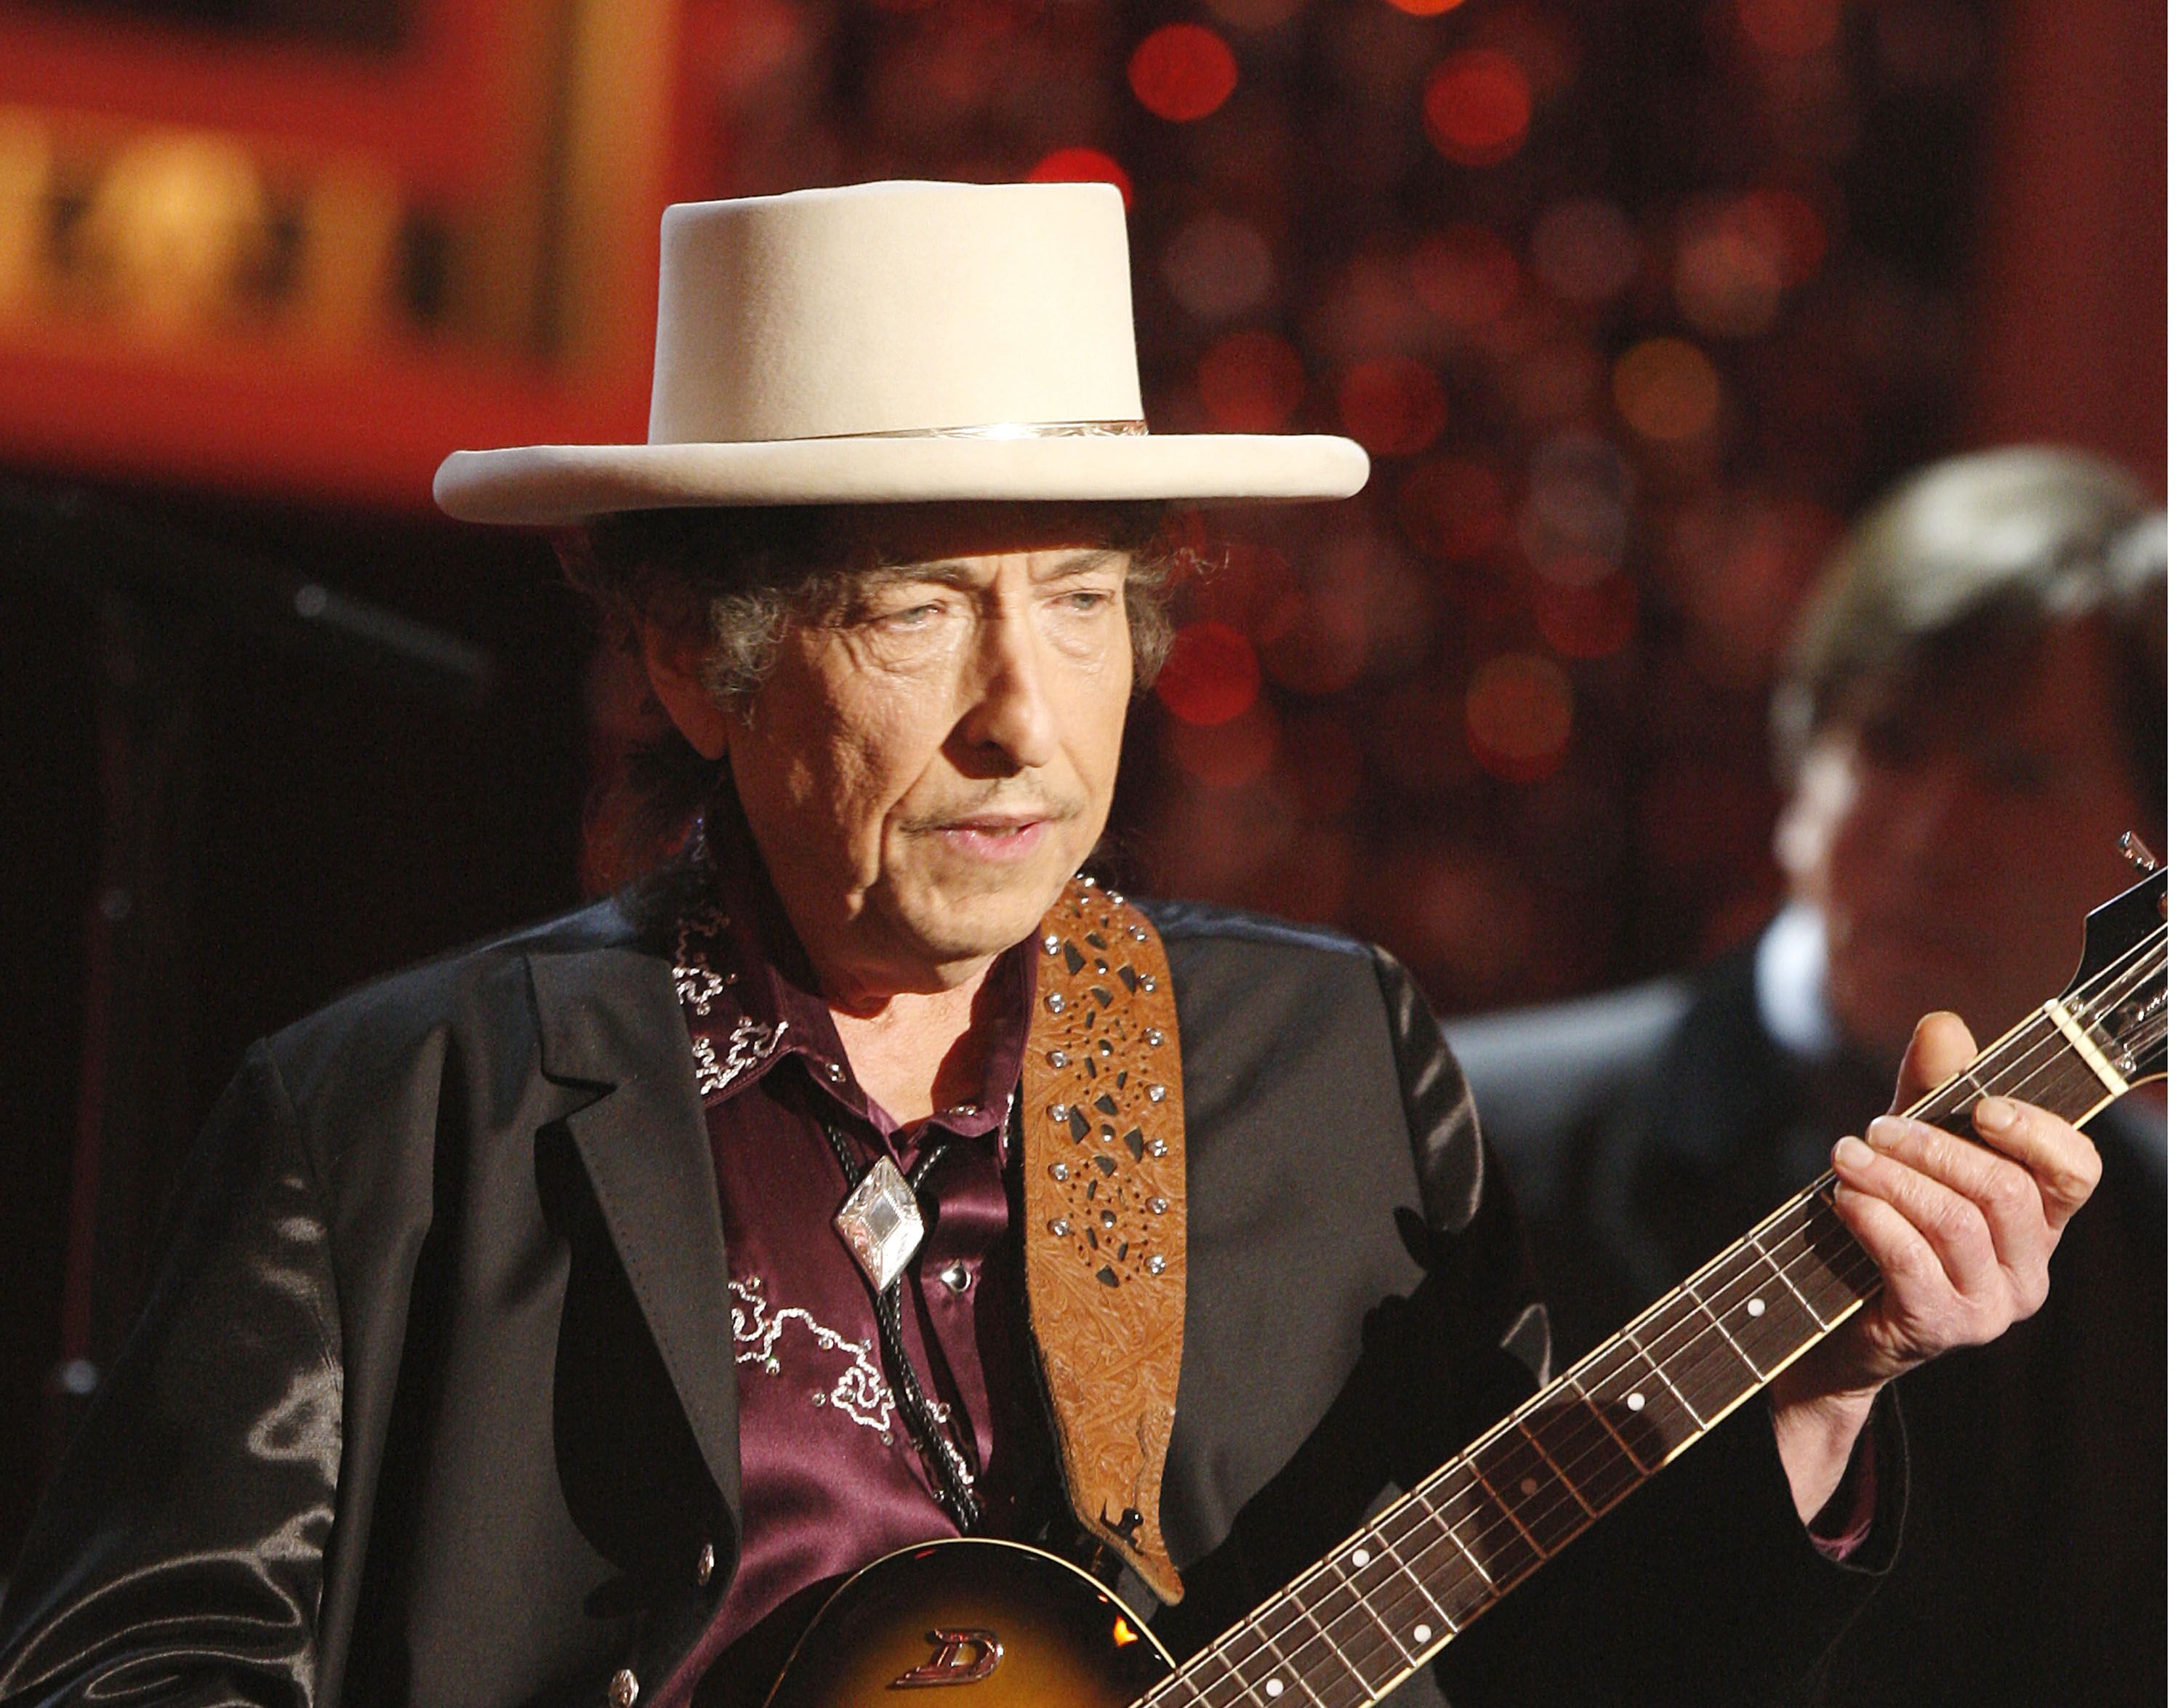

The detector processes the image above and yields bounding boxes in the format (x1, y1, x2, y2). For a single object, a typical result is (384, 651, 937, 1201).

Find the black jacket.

(1447, 940, 2166, 1707)
(1, 893, 1895, 1707)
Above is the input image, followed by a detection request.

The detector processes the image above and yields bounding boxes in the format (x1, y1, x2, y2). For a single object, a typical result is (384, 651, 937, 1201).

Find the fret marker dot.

(1351, 1547, 1372, 1568)
(1264, 1680, 1284, 1699)
(1626, 1390, 1646, 1411)
(1519, 1476, 1538, 1496)
(1746, 1297, 1766, 1317)
(1413, 1624, 1432, 1644)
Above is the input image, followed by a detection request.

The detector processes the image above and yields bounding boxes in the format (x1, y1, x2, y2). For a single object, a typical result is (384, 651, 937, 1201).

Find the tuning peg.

(2117, 831, 2159, 874)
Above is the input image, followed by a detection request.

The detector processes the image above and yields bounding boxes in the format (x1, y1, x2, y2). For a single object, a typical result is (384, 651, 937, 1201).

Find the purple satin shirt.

(650, 840, 1042, 1706)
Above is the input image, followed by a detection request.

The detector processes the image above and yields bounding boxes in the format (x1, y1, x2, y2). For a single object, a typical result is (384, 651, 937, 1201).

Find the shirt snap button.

(695, 1542, 715, 1585)
(939, 1260, 973, 1294)
(608, 1669, 639, 1708)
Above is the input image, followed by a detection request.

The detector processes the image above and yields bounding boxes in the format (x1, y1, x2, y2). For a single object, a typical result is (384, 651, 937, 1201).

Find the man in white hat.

(0, 183, 2109, 1708)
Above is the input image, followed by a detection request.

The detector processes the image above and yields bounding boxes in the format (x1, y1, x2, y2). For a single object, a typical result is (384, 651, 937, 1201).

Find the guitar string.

(1142, 932, 2167, 1708)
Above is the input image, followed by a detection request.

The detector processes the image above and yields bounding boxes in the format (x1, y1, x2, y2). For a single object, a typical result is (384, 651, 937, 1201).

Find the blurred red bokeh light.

(1128, 25, 1240, 124)
(1423, 49, 1533, 167)
(1465, 652, 1575, 781)
(1534, 573, 1639, 658)
(1157, 619, 1263, 726)
(1197, 329, 1307, 431)
(1336, 357, 1447, 456)
(1027, 147, 1133, 209)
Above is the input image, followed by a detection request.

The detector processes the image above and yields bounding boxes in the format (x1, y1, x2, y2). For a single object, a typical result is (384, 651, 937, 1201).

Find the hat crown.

(648, 180, 1145, 446)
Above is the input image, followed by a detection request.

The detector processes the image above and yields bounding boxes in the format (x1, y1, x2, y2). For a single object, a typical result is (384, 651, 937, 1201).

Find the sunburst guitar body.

(763, 1539, 1171, 1707)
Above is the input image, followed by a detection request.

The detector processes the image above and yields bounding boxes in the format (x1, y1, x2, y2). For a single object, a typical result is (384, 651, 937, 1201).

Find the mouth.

(927, 814, 1058, 863)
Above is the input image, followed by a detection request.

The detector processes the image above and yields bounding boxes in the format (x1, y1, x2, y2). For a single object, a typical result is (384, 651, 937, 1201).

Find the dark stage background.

(0, 0, 2163, 1565)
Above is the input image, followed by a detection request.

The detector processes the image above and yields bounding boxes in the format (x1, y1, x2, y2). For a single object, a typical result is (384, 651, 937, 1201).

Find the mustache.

(897, 789, 1083, 832)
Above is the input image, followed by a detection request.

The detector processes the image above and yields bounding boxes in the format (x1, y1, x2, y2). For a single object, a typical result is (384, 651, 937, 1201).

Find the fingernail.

(1867, 1117, 1905, 1150)
(1977, 1097, 2020, 1132)
(1835, 1135, 1874, 1170)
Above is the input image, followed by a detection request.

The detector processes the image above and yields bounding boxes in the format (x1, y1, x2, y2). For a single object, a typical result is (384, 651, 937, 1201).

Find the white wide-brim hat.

(433, 180, 1369, 524)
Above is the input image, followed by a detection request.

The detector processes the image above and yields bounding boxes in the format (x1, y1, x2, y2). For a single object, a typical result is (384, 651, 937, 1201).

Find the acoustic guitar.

(760, 863, 2168, 1708)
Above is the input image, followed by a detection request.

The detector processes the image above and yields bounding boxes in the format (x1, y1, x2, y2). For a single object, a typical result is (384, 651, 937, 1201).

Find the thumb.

(1889, 1010, 1977, 1117)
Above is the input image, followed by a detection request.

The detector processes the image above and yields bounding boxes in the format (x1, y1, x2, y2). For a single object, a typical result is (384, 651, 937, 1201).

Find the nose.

(952, 600, 1059, 774)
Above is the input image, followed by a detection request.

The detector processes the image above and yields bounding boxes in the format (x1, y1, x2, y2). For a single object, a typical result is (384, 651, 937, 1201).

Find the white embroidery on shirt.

(691, 1019, 790, 1097)
(728, 1275, 895, 1435)
(672, 905, 735, 1016)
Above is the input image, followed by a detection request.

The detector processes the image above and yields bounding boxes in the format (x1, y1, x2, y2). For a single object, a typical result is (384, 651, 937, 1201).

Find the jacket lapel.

(527, 943, 743, 1536)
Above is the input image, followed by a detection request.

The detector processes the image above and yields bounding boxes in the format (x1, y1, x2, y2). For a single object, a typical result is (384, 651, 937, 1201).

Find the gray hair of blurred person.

(1773, 446, 2166, 818)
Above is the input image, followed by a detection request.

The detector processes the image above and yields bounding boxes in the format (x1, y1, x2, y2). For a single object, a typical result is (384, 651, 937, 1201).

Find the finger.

(1970, 1097, 2103, 1229)
(1862, 1116, 2052, 1275)
(1890, 1011, 1977, 1117)
(1833, 1134, 1999, 1297)
(1828, 1175, 1952, 1306)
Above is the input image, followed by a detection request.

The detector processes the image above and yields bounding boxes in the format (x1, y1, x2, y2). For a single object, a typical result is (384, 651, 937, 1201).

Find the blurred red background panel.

(0, 0, 672, 507)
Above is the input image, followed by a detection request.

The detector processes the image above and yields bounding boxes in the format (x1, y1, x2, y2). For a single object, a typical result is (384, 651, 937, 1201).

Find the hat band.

(805, 419, 1150, 442)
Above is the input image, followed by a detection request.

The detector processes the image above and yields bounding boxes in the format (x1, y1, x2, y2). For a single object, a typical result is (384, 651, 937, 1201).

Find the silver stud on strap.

(1144, 1028, 1165, 1047)
(1048, 1103, 1072, 1123)
(1148, 1139, 1168, 1157)
(1149, 1197, 1168, 1215)
(1148, 1084, 1167, 1103)
(1048, 1050, 1069, 1068)
(1051, 1162, 1070, 1180)
(1045, 991, 1067, 1012)
(1048, 1218, 1072, 1237)
(1147, 1254, 1167, 1275)
(1043, 933, 1061, 954)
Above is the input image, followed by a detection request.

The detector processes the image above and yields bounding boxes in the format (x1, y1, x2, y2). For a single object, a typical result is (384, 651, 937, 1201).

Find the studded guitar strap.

(1021, 874, 1189, 1606)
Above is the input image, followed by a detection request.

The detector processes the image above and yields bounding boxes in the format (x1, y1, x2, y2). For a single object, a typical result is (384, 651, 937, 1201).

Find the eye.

(872, 600, 945, 631)
(1053, 587, 1117, 614)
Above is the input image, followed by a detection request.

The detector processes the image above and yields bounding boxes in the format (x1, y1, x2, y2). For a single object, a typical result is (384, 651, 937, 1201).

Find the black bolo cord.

(820, 1121, 984, 1532)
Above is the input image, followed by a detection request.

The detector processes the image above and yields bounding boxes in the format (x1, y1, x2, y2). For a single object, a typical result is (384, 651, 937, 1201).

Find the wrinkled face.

(723, 504, 1136, 1003)
(1778, 620, 2150, 1060)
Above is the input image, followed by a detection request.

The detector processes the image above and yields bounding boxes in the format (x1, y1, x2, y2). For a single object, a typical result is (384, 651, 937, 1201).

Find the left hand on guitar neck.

(1766, 1010, 2105, 1522)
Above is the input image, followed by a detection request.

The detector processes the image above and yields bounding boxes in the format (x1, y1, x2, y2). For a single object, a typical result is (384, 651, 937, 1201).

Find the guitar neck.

(1141, 954, 2165, 1708)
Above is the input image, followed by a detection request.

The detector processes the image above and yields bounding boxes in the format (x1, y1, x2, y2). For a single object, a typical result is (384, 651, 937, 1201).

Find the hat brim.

(433, 433, 1370, 524)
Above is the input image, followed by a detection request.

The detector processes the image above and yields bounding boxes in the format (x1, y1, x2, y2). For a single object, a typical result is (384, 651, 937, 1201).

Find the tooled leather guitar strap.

(1020, 873, 1189, 1606)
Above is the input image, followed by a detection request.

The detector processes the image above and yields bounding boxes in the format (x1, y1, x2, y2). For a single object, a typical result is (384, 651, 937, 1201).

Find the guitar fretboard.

(1139, 924, 2166, 1708)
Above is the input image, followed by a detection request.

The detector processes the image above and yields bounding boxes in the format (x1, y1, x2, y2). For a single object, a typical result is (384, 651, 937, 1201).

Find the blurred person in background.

(1447, 445, 2165, 1705)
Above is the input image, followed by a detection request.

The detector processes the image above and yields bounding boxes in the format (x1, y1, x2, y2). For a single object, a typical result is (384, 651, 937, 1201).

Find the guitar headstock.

(2062, 855, 2168, 1089)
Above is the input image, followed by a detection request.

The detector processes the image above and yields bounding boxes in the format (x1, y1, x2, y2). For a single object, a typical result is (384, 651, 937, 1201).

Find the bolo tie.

(820, 1118, 987, 1533)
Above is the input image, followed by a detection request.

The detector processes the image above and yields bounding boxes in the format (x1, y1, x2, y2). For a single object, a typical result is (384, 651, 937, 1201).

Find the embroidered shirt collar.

(671, 814, 1033, 1150)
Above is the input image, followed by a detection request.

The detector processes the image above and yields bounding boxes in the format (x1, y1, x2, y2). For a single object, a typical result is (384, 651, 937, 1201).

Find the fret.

(1389, 1484, 1501, 1625)
(1469, 1425, 1592, 1552)
(1626, 1290, 1759, 1427)
(1205, 1619, 1312, 1708)
(1679, 1281, 1767, 1381)
(1290, 1553, 1438, 1690)
(1689, 1233, 1836, 1377)
(1517, 1389, 1648, 1510)
(1757, 1201, 1876, 1324)
(1439, 1457, 1544, 1587)
(1277, 1593, 1375, 1704)
(1567, 1334, 1704, 1469)
(1329, 1529, 1457, 1655)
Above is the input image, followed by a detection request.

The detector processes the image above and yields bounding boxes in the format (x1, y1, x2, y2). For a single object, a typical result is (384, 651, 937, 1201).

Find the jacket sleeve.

(1367, 949, 1903, 1707)
(0, 1040, 342, 1708)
